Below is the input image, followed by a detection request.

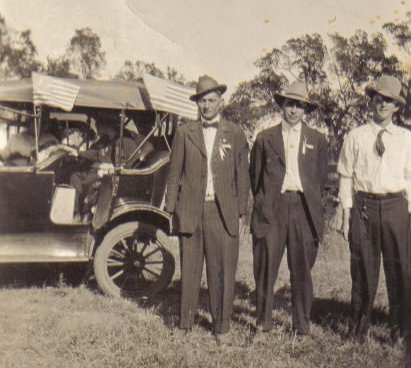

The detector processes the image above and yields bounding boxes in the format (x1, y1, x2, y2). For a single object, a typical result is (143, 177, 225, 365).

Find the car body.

(0, 74, 197, 299)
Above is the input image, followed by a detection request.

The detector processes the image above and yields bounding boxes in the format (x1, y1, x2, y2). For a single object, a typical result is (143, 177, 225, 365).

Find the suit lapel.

(267, 124, 285, 166)
(298, 123, 312, 189)
(299, 123, 314, 161)
(298, 123, 305, 168)
(187, 121, 207, 157)
(211, 119, 231, 164)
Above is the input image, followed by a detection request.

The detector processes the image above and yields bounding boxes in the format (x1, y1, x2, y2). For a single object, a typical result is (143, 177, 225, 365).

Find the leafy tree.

(225, 29, 403, 158)
(326, 30, 402, 155)
(45, 55, 77, 78)
(223, 72, 286, 135)
(278, 34, 328, 89)
(383, 19, 411, 55)
(7, 30, 42, 77)
(116, 60, 164, 81)
(166, 66, 185, 85)
(383, 16, 411, 120)
(115, 60, 191, 87)
(0, 14, 41, 79)
(0, 15, 8, 67)
(67, 27, 106, 79)
(224, 35, 327, 136)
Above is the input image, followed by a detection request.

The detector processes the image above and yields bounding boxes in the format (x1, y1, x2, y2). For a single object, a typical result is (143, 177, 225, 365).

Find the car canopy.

(0, 74, 198, 120)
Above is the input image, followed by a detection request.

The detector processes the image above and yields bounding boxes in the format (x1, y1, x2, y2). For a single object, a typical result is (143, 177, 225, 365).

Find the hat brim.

(365, 85, 406, 106)
(274, 93, 318, 112)
(189, 85, 227, 102)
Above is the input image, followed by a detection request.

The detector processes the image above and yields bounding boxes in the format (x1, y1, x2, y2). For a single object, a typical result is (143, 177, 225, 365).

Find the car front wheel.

(94, 221, 175, 299)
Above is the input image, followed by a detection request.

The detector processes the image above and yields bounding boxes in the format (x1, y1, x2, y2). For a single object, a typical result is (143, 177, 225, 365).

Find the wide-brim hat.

(365, 74, 406, 106)
(189, 75, 227, 101)
(274, 80, 318, 112)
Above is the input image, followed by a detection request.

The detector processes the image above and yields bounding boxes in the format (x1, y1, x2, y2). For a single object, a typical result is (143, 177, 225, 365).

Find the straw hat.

(189, 75, 227, 102)
(365, 74, 406, 106)
(274, 80, 318, 112)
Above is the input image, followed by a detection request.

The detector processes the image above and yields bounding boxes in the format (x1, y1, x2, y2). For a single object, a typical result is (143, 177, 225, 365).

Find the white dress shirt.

(281, 121, 304, 193)
(338, 121, 411, 211)
(202, 114, 220, 200)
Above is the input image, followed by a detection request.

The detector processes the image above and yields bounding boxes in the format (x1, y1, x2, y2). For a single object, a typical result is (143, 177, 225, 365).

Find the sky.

(0, 0, 409, 95)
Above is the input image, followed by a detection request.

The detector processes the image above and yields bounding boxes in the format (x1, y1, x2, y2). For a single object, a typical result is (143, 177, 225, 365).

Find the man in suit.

(250, 80, 328, 335)
(165, 75, 250, 341)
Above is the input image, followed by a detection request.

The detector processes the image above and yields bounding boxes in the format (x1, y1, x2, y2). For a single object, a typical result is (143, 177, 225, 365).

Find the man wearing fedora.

(250, 80, 328, 335)
(338, 74, 411, 342)
(165, 75, 250, 341)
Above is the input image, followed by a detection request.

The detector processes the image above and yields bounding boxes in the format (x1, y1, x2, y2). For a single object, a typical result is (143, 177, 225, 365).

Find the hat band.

(284, 92, 309, 101)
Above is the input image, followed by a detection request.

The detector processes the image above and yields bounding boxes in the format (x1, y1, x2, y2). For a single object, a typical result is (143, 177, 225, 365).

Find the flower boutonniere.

(302, 137, 314, 155)
(219, 138, 232, 160)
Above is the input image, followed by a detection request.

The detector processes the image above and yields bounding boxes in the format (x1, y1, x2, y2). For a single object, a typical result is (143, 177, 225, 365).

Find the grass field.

(0, 210, 407, 368)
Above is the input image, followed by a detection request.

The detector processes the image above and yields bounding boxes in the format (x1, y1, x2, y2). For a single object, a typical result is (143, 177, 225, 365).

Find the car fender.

(90, 199, 172, 257)
(111, 199, 171, 225)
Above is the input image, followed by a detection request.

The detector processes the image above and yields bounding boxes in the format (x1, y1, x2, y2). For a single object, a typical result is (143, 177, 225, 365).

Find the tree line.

(0, 12, 410, 156)
(0, 13, 191, 85)
(223, 13, 411, 158)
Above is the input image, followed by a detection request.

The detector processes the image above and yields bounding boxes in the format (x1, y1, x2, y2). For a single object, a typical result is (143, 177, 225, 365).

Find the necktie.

(202, 121, 218, 129)
(375, 129, 386, 157)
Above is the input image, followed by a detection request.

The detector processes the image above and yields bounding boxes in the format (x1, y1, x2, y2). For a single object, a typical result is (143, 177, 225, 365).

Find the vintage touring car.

(0, 73, 198, 299)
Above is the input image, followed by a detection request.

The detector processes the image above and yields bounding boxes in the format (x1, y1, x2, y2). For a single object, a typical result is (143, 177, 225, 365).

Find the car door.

(0, 167, 54, 231)
(0, 166, 90, 262)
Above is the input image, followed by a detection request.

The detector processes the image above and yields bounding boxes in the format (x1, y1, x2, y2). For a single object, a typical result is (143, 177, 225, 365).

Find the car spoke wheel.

(94, 221, 175, 299)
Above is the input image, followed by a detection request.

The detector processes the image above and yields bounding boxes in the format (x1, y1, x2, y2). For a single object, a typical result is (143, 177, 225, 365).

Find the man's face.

(96, 121, 116, 138)
(63, 129, 87, 148)
(282, 98, 306, 126)
(197, 91, 223, 121)
(371, 93, 399, 124)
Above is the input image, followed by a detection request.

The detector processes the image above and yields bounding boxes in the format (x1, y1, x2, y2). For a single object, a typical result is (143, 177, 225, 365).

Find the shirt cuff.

(405, 180, 411, 213)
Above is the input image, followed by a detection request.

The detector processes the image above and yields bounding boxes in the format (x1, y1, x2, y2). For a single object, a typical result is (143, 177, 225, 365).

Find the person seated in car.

(0, 119, 59, 166)
(54, 119, 96, 152)
(70, 117, 153, 221)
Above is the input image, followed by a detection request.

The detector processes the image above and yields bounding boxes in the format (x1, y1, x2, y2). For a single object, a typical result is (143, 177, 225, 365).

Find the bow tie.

(202, 121, 219, 129)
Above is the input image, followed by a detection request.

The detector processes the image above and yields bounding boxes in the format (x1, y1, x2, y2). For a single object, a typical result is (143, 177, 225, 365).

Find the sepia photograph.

(0, 0, 410, 367)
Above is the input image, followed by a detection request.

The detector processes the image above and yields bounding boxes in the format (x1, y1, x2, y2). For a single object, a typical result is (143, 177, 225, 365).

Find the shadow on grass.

(139, 280, 260, 332)
(312, 296, 391, 342)
(0, 263, 88, 288)
(1, 264, 394, 342)
(311, 297, 352, 335)
(139, 279, 213, 331)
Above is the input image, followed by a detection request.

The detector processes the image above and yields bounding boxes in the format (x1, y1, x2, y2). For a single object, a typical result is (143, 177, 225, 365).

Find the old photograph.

(0, 0, 410, 367)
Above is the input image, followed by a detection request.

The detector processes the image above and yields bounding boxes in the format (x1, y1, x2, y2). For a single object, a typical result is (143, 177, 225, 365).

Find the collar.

(201, 114, 221, 125)
(370, 120, 395, 134)
(282, 120, 301, 133)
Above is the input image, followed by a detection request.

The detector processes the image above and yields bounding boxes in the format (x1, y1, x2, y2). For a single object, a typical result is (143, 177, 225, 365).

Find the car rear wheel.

(94, 221, 175, 299)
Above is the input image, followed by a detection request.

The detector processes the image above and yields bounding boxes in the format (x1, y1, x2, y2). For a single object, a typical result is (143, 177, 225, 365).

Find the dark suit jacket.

(165, 119, 250, 236)
(250, 123, 328, 241)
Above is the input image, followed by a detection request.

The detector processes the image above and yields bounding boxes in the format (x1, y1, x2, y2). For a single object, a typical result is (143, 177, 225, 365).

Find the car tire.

(94, 221, 175, 299)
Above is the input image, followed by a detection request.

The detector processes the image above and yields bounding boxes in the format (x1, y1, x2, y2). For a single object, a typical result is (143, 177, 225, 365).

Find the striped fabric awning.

(143, 74, 198, 121)
(32, 73, 80, 111)
(153, 113, 178, 137)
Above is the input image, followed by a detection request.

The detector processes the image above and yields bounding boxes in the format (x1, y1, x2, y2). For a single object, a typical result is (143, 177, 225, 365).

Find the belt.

(282, 190, 303, 195)
(205, 194, 215, 202)
(356, 191, 404, 200)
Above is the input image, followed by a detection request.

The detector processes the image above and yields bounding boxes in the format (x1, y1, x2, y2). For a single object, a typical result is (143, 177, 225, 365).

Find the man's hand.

(341, 208, 351, 241)
(167, 213, 176, 235)
(96, 162, 115, 177)
(239, 215, 246, 228)
(62, 146, 78, 157)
